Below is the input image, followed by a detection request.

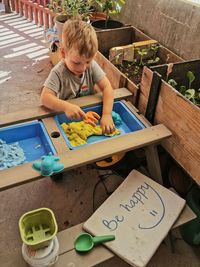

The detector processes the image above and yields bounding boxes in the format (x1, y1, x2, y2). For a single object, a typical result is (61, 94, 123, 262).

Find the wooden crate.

(96, 25, 152, 57)
(95, 52, 138, 104)
(107, 39, 183, 87)
(139, 59, 200, 184)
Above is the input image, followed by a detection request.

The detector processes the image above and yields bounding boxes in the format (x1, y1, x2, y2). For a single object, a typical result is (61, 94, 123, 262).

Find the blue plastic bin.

(54, 101, 145, 149)
(0, 121, 56, 164)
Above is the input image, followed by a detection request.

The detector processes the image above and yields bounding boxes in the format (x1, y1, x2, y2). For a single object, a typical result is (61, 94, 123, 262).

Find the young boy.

(41, 19, 115, 134)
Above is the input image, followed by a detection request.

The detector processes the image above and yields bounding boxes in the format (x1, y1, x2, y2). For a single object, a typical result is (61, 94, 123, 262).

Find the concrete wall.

(118, 0, 200, 60)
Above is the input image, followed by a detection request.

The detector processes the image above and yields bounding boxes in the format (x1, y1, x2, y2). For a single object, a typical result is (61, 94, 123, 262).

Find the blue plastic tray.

(0, 121, 56, 163)
(54, 101, 145, 150)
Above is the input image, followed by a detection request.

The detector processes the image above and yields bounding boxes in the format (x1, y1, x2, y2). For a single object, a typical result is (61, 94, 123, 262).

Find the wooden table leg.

(145, 144, 163, 184)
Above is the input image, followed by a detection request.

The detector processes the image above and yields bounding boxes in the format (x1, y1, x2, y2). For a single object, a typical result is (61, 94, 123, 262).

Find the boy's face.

(61, 48, 94, 77)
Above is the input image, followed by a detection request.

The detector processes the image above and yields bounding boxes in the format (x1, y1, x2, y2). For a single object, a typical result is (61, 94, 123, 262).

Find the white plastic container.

(22, 236, 59, 267)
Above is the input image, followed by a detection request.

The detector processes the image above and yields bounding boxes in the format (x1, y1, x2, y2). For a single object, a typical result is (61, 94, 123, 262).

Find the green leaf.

(168, 79, 177, 88)
(179, 85, 186, 95)
(187, 71, 195, 88)
(185, 89, 195, 100)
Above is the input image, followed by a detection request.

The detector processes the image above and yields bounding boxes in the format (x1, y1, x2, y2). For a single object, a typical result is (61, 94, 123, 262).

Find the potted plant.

(49, 0, 93, 40)
(91, 0, 125, 30)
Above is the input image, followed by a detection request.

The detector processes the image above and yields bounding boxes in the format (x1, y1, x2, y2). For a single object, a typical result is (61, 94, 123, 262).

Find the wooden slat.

(145, 71, 162, 123)
(95, 52, 138, 104)
(42, 117, 69, 154)
(95, 52, 127, 89)
(96, 26, 151, 57)
(0, 88, 132, 128)
(145, 144, 163, 184)
(122, 100, 151, 128)
(158, 45, 183, 64)
(172, 203, 196, 229)
(122, 100, 139, 113)
(0, 223, 114, 267)
(96, 26, 135, 56)
(109, 39, 158, 62)
(169, 188, 196, 229)
(139, 66, 155, 114)
(57, 223, 84, 254)
(55, 223, 114, 267)
(0, 124, 171, 191)
(55, 246, 113, 267)
(125, 77, 139, 105)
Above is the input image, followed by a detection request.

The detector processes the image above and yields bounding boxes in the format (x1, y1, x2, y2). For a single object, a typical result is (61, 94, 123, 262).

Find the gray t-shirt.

(44, 59, 105, 100)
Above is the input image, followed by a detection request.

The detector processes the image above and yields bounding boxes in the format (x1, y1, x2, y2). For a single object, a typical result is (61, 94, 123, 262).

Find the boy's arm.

(40, 87, 86, 120)
(96, 76, 115, 134)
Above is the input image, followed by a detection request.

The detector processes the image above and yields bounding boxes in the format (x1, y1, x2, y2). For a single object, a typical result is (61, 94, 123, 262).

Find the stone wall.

(118, 0, 200, 60)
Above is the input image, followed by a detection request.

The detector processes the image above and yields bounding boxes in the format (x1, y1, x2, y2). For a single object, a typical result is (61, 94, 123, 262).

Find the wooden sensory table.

(1, 88, 196, 267)
(0, 88, 172, 191)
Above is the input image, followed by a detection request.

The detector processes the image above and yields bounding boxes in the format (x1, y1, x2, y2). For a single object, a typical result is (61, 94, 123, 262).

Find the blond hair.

(62, 19, 98, 58)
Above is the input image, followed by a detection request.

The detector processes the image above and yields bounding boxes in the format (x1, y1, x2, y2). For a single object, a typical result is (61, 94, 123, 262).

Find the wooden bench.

(1, 202, 195, 267)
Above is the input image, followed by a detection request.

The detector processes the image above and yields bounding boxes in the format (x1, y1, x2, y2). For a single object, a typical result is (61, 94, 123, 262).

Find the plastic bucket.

(19, 207, 58, 250)
(22, 236, 59, 267)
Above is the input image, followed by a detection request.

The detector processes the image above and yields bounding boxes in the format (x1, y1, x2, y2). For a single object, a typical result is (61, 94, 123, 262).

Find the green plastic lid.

(19, 207, 58, 249)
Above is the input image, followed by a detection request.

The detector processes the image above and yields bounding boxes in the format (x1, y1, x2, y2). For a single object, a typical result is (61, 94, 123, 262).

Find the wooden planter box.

(139, 59, 200, 184)
(108, 40, 183, 86)
(96, 25, 152, 57)
(95, 52, 138, 104)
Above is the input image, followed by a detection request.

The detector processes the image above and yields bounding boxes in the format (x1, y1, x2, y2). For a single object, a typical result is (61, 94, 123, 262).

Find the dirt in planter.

(111, 44, 166, 85)
(115, 58, 165, 85)
(116, 61, 142, 85)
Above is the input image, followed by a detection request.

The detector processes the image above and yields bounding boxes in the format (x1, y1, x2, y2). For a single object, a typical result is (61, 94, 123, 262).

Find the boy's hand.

(64, 103, 86, 120)
(100, 114, 116, 135)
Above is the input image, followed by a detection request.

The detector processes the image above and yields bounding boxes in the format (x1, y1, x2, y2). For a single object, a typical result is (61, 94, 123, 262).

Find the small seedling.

(133, 65, 140, 76)
(168, 79, 177, 88)
(136, 48, 148, 66)
(110, 52, 123, 65)
(147, 57, 160, 66)
(150, 44, 160, 61)
(187, 71, 195, 89)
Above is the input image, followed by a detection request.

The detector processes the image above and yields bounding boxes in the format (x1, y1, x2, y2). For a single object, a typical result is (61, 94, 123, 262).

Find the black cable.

(92, 169, 124, 211)
(92, 179, 102, 212)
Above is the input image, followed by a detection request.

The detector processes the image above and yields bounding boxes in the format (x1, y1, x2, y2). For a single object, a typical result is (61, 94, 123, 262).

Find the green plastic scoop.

(74, 233, 115, 252)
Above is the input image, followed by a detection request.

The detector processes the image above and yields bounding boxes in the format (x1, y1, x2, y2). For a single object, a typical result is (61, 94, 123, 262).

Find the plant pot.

(91, 19, 124, 30)
(89, 12, 108, 22)
(54, 14, 71, 42)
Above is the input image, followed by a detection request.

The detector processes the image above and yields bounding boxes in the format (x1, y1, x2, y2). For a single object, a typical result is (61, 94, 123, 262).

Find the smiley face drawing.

(138, 183, 165, 230)
(119, 182, 165, 230)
